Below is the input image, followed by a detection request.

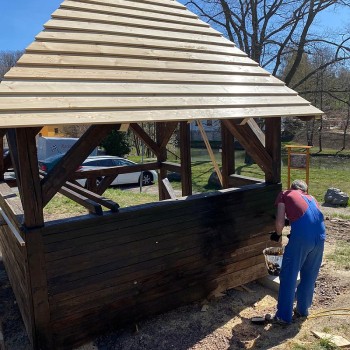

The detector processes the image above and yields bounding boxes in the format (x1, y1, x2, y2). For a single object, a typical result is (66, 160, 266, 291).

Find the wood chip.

(201, 304, 209, 312)
(312, 331, 350, 347)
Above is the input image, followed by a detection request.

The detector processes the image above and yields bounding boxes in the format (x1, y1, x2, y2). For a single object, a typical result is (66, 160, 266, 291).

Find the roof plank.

(51, 9, 218, 35)
(68, 0, 193, 15)
(17, 54, 260, 74)
(0, 105, 323, 128)
(35, 31, 238, 55)
(0, 82, 292, 95)
(26, 42, 249, 64)
(60, 1, 206, 26)
(43, 19, 227, 44)
(0, 95, 310, 112)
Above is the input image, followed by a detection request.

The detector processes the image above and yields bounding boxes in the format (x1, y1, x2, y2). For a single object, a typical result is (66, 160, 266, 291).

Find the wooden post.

(265, 117, 281, 184)
(7, 128, 44, 228)
(179, 121, 192, 196)
(156, 122, 169, 200)
(26, 228, 53, 349)
(220, 121, 235, 188)
(0, 131, 5, 181)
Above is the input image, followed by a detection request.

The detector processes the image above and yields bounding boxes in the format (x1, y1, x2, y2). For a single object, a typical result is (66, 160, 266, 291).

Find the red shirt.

(275, 189, 318, 222)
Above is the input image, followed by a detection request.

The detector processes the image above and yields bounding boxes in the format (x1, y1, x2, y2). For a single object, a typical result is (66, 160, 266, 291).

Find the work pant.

(276, 197, 326, 323)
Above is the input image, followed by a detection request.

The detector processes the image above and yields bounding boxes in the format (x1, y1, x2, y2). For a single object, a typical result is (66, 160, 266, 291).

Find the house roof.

(0, 0, 322, 128)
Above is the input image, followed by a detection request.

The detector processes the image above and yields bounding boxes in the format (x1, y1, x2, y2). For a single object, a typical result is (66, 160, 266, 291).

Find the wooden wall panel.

(39, 183, 281, 349)
(0, 225, 33, 344)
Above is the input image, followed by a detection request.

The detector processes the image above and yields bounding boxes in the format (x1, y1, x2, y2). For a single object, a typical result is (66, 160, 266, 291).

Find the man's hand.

(269, 231, 282, 242)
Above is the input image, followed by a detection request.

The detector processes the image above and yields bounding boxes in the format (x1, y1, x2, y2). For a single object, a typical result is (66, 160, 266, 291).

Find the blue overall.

(276, 195, 326, 323)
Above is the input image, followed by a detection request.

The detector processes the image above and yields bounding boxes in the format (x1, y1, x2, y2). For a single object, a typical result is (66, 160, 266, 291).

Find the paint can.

(263, 247, 284, 276)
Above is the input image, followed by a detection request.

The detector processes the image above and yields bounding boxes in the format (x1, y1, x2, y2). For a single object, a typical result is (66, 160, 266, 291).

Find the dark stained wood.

(0, 224, 34, 343)
(7, 128, 44, 228)
(220, 120, 235, 189)
(26, 227, 53, 349)
(0, 182, 24, 230)
(58, 186, 103, 215)
(0, 180, 281, 350)
(265, 117, 281, 183)
(156, 122, 169, 200)
(160, 122, 178, 149)
(129, 123, 161, 157)
(72, 162, 159, 179)
(179, 121, 192, 196)
(161, 161, 181, 173)
(63, 180, 119, 212)
(223, 119, 273, 179)
(41, 125, 116, 206)
(0, 132, 5, 180)
(3, 153, 12, 172)
(95, 175, 116, 195)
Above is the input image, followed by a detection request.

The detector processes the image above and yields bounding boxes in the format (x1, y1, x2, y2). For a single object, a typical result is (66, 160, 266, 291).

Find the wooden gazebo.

(0, 0, 322, 349)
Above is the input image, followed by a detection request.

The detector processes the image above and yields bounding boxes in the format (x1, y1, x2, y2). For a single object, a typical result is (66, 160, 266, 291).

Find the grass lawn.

(45, 150, 349, 218)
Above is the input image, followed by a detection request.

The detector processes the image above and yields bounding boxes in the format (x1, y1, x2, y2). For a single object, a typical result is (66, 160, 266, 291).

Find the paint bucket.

(263, 247, 284, 276)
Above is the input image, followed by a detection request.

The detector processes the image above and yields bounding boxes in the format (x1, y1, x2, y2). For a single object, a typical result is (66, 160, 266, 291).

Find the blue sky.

(0, 0, 349, 51)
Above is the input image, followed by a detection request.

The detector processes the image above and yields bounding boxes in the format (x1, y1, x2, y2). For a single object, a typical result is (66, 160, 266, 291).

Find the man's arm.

(276, 203, 286, 235)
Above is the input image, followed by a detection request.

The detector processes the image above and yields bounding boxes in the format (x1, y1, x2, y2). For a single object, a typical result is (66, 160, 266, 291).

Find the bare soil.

(0, 215, 349, 350)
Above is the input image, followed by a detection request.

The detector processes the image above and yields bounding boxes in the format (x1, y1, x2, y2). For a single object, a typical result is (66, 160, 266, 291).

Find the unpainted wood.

(50, 9, 215, 35)
(26, 42, 253, 65)
(59, 1, 205, 25)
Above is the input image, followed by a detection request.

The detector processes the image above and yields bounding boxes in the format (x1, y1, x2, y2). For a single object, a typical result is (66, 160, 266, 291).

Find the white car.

(78, 156, 158, 187)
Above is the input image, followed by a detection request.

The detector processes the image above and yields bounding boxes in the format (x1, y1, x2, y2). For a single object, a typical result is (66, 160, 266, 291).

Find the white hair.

(291, 179, 308, 192)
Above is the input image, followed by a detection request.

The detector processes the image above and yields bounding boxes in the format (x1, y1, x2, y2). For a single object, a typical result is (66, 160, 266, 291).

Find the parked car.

(38, 155, 158, 186)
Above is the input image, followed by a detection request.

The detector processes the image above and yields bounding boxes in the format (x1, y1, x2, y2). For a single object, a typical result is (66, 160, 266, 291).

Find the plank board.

(0, 0, 322, 127)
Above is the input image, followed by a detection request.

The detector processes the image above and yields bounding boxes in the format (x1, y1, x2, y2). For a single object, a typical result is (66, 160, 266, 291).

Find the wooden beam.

(95, 175, 117, 195)
(64, 180, 119, 212)
(160, 122, 178, 149)
(41, 124, 115, 207)
(0, 182, 24, 231)
(196, 120, 223, 187)
(72, 162, 159, 179)
(26, 228, 54, 349)
(162, 178, 177, 199)
(179, 121, 192, 196)
(220, 120, 235, 189)
(3, 153, 12, 172)
(156, 122, 169, 200)
(161, 161, 181, 173)
(7, 128, 44, 228)
(223, 120, 273, 179)
(58, 186, 103, 215)
(265, 117, 281, 183)
(0, 130, 5, 180)
(129, 123, 161, 157)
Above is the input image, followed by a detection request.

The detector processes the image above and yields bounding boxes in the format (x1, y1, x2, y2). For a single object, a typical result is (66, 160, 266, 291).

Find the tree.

(185, 0, 350, 89)
(100, 130, 131, 157)
(0, 51, 23, 80)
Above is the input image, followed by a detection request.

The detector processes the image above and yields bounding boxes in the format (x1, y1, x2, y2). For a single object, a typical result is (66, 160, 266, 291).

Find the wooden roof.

(0, 0, 322, 127)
